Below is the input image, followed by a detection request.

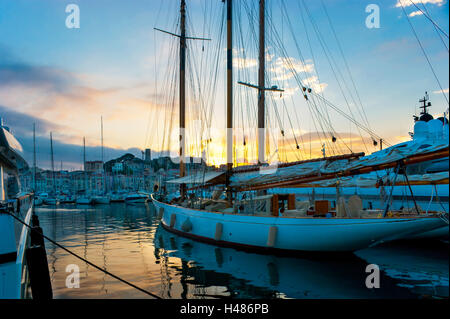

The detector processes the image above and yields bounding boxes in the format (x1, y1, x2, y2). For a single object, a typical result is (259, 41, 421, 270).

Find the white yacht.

(0, 119, 52, 298)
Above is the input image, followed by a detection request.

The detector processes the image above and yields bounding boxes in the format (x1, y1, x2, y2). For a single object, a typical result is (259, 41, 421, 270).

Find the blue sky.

(0, 0, 448, 169)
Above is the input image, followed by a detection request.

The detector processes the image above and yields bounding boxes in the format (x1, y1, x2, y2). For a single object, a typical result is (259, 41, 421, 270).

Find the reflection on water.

(36, 203, 448, 299)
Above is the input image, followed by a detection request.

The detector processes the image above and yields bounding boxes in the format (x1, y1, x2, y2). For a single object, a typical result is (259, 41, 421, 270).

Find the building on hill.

(85, 161, 103, 173)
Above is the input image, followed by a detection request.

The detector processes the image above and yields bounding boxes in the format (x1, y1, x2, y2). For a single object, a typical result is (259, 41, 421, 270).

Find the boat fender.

(27, 219, 52, 300)
(181, 218, 193, 233)
(267, 226, 278, 247)
(170, 214, 176, 228)
(214, 223, 223, 241)
(157, 207, 164, 220)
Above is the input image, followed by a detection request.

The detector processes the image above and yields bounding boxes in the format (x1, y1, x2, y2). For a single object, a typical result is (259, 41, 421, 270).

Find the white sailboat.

(151, 0, 448, 253)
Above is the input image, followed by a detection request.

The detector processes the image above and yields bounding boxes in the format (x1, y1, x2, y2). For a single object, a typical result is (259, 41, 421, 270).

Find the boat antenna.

(419, 91, 431, 115)
(414, 92, 434, 122)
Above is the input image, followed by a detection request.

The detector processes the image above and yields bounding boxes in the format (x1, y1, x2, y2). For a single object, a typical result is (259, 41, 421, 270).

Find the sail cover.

(230, 140, 449, 190)
(290, 171, 449, 188)
(167, 171, 225, 185)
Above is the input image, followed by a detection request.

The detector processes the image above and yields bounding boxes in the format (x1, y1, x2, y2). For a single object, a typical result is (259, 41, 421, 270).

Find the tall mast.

(257, 0, 265, 164)
(33, 123, 37, 192)
(179, 0, 187, 198)
(154, 0, 210, 198)
(50, 132, 55, 194)
(226, 0, 233, 171)
(237, 0, 282, 165)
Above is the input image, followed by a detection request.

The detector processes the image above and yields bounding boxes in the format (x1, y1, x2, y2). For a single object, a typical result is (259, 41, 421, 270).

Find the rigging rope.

(400, 0, 449, 105)
(408, 0, 449, 39)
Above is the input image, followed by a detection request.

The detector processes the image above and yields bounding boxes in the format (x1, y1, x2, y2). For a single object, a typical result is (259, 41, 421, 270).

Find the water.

(36, 203, 449, 299)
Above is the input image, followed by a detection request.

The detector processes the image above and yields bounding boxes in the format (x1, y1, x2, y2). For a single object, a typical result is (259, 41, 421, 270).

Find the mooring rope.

(6, 210, 162, 299)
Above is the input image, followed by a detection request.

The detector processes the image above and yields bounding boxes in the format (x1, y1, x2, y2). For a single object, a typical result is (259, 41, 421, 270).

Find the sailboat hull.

(43, 198, 59, 206)
(92, 196, 110, 205)
(152, 196, 446, 253)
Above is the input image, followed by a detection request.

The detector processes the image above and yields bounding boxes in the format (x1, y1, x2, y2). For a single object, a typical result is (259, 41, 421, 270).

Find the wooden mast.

(154, 0, 210, 199)
(226, 0, 233, 170)
(257, 0, 265, 165)
(238, 0, 282, 164)
(179, 0, 187, 198)
(226, 0, 233, 200)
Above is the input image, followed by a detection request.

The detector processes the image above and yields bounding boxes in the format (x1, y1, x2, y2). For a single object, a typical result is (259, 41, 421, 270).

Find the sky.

(0, 0, 448, 169)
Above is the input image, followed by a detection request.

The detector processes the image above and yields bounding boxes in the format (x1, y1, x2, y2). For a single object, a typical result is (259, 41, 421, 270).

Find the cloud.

(233, 57, 258, 69)
(302, 76, 329, 93)
(0, 47, 166, 153)
(0, 47, 74, 92)
(395, 0, 446, 8)
(271, 57, 315, 78)
(408, 10, 424, 17)
(433, 88, 449, 94)
(0, 104, 62, 137)
(0, 104, 144, 169)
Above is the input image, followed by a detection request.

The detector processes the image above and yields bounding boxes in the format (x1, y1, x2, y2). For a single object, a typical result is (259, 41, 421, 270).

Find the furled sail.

(230, 140, 449, 191)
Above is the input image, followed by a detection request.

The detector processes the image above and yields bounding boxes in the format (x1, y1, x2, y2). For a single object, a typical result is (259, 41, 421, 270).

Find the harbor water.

(36, 203, 449, 299)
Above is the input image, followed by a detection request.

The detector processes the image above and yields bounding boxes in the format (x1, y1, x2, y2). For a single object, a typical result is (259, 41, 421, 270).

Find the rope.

(400, 0, 449, 105)
(6, 210, 162, 299)
(408, 0, 449, 39)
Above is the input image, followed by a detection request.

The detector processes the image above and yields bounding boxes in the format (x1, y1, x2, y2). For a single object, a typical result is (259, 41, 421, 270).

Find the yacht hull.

(152, 196, 446, 253)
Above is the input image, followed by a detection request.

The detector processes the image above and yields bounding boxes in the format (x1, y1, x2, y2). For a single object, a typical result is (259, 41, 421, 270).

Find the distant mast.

(50, 132, 56, 194)
(33, 123, 37, 193)
(101, 116, 107, 194)
(83, 137, 87, 192)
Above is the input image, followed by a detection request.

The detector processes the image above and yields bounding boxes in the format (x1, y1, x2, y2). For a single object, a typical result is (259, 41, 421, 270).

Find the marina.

(0, 0, 448, 304)
(36, 203, 448, 299)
